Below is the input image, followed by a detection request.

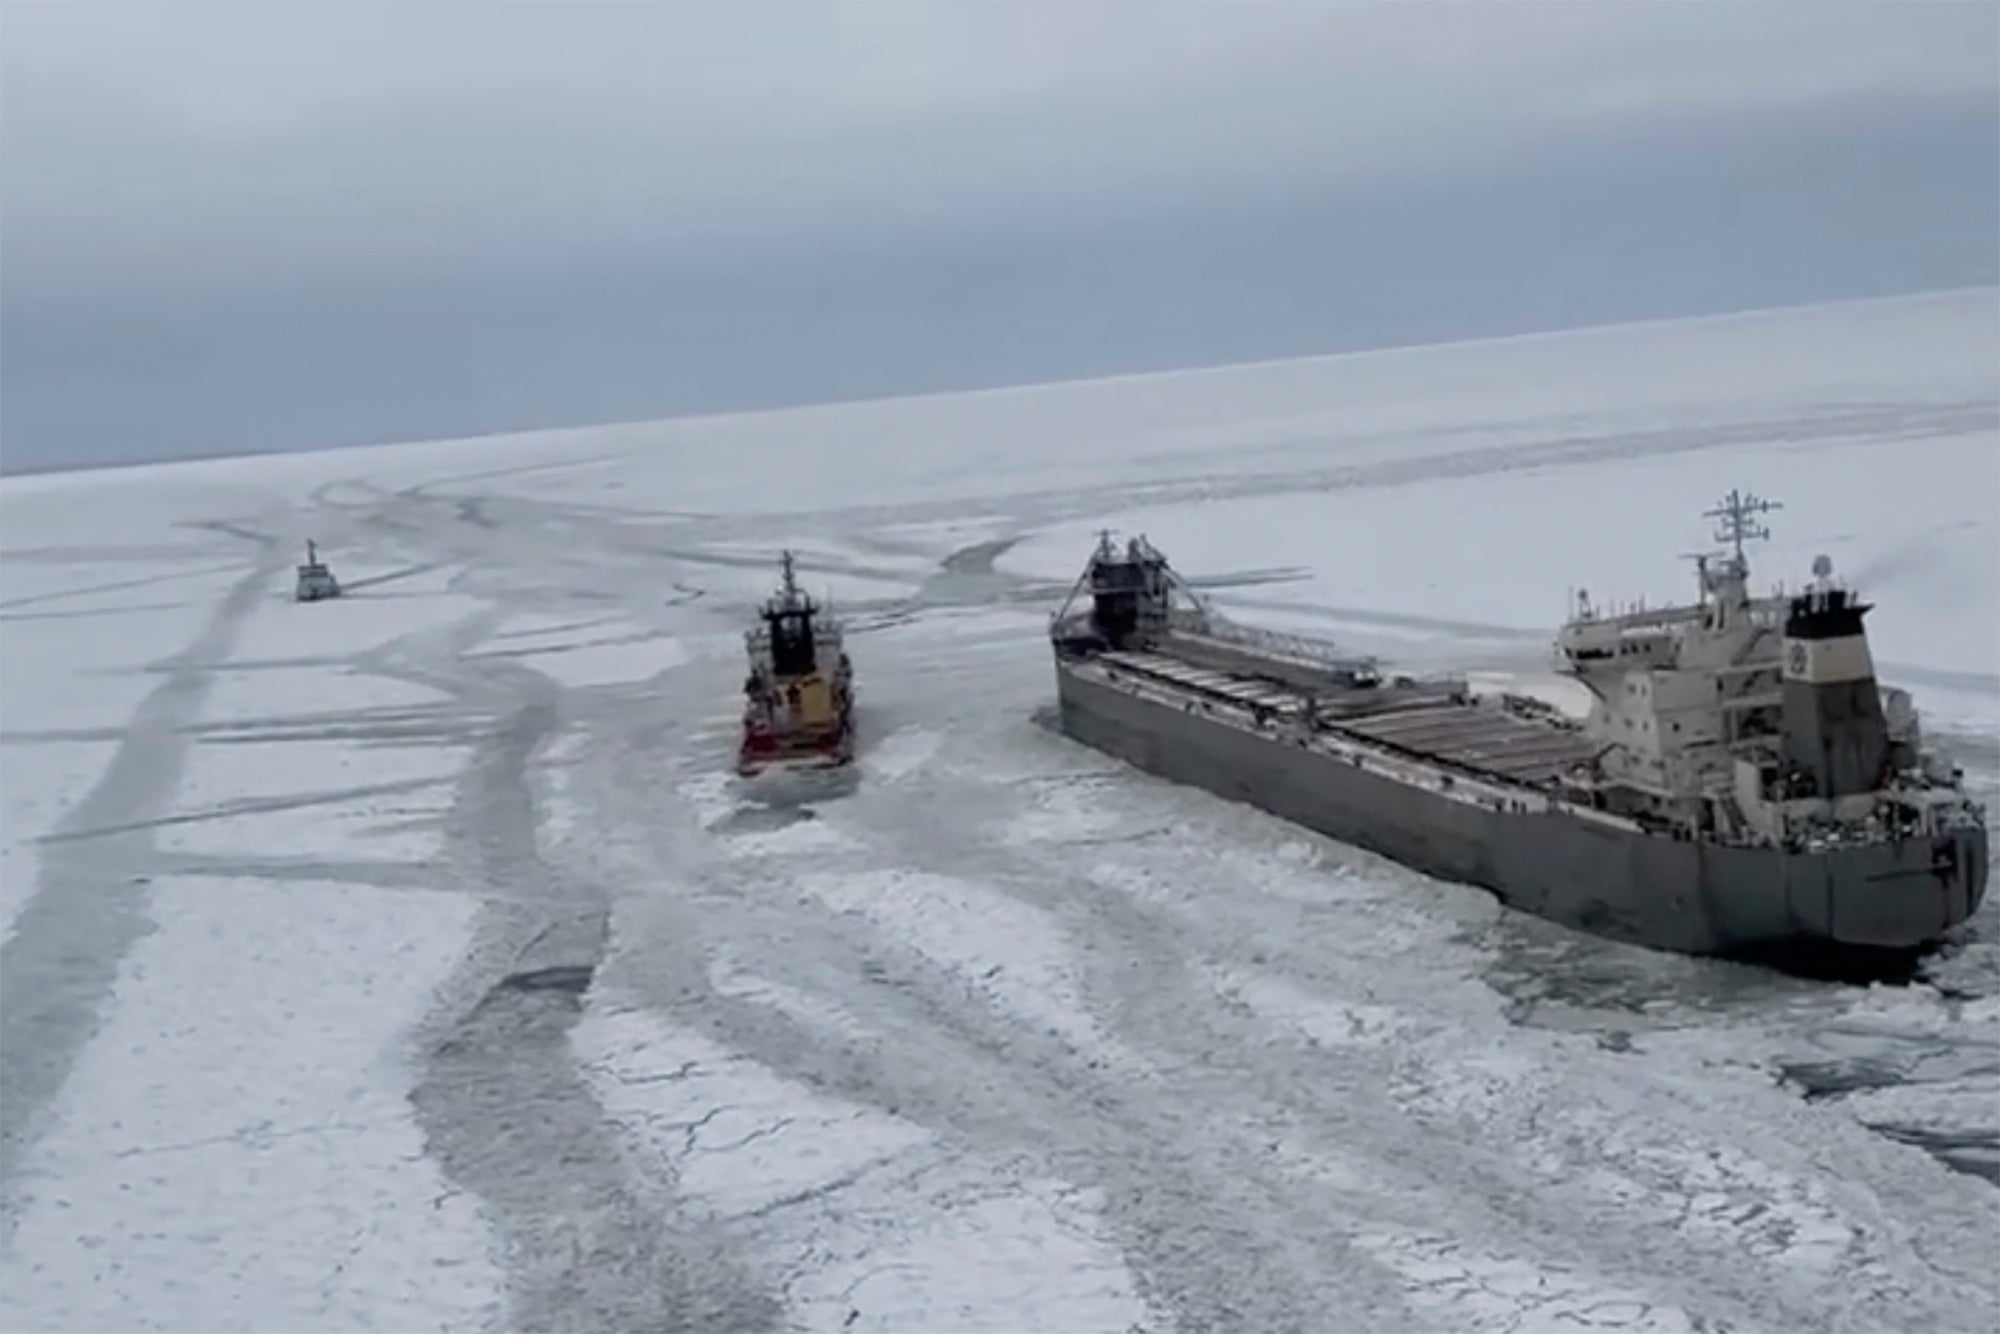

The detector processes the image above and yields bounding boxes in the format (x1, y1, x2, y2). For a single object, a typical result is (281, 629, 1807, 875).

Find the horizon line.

(5, 282, 1994, 487)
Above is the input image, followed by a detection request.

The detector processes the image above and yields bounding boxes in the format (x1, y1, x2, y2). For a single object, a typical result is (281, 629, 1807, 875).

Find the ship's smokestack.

(1780, 559, 1888, 797)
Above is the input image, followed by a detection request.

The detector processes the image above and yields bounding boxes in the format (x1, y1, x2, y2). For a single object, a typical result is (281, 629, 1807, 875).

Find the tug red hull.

(736, 715, 855, 777)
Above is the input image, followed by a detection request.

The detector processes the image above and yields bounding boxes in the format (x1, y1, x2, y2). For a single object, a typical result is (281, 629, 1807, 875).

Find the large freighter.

(1048, 494, 1988, 956)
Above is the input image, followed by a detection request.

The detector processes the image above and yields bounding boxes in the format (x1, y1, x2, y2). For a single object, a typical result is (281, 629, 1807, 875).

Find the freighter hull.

(1055, 661, 1987, 956)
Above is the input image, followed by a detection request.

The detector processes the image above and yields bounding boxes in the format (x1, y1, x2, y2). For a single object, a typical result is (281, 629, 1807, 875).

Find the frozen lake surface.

(3, 288, 1998, 1331)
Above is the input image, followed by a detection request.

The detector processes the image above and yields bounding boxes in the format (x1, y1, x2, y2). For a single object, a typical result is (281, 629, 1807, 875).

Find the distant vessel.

(1048, 495, 1988, 957)
(738, 551, 856, 776)
(294, 540, 341, 602)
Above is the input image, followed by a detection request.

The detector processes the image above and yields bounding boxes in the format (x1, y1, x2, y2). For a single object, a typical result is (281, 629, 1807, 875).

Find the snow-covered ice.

(3, 288, 1998, 1332)
(0, 877, 499, 1334)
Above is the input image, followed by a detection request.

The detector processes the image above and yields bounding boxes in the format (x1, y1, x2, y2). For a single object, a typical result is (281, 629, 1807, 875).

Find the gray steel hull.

(1055, 662, 1989, 956)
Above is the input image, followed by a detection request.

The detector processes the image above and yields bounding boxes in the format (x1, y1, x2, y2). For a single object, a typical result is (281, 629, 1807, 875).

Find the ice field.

(2, 287, 1997, 1332)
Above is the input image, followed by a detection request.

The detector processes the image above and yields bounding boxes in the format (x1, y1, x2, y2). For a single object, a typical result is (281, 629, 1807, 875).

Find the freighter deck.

(1096, 646, 1598, 789)
(1340, 703, 1597, 785)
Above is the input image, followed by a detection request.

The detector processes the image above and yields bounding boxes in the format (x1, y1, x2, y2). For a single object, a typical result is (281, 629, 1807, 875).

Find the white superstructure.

(1554, 492, 1976, 850)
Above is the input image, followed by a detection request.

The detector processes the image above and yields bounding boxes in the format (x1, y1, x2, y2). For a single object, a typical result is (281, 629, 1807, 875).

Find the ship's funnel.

(1780, 581, 1889, 797)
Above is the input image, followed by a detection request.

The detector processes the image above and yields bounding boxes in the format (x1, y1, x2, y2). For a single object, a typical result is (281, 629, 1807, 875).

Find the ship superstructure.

(1049, 505, 1987, 956)
(738, 550, 855, 776)
(294, 540, 340, 602)
(1552, 492, 1971, 858)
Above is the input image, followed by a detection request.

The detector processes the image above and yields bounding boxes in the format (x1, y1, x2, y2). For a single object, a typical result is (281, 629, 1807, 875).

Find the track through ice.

(3, 294, 1997, 1332)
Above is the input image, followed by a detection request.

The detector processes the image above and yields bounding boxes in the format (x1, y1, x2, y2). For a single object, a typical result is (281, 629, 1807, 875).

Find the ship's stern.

(1817, 821, 1990, 948)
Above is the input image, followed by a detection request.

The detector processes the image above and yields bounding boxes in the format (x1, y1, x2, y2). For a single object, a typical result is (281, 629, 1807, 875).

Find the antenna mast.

(1703, 489, 1781, 569)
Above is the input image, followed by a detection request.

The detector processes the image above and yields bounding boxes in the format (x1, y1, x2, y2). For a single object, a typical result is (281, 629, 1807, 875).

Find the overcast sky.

(4, 1, 1997, 472)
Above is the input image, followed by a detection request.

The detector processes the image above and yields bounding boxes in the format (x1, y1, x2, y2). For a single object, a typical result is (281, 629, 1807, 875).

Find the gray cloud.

(2, 1, 1995, 472)
(6, 1, 1994, 290)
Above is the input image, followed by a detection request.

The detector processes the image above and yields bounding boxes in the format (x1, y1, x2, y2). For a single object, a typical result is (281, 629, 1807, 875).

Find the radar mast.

(1703, 488, 1781, 571)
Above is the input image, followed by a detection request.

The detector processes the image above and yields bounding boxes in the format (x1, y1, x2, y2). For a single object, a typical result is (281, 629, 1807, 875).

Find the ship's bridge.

(1558, 491, 1791, 677)
(1557, 605, 1698, 669)
(1557, 593, 1786, 674)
